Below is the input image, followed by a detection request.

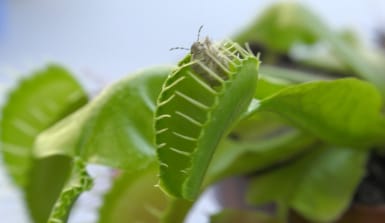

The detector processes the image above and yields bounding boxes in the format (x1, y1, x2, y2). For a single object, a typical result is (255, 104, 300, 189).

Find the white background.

(0, 0, 385, 222)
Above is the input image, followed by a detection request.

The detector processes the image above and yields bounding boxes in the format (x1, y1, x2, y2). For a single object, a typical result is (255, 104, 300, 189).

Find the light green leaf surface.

(260, 65, 334, 83)
(161, 198, 193, 223)
(27, 155, 73, 223)
(0, 65, 88, 223)
(98, 165, 168, 223)
(98, 164, 192, 223)
(246, 146, 368, 222)
(255, 78, 385, 147)
(48, 158, 93, 223)
(210, 209, 279, 223)
(0, 65, 87, 187)
(234, 3, 319, 53)
(254, 76, 289, 99)
(208, 128, 316, 183)
(35, 66, 173, 170)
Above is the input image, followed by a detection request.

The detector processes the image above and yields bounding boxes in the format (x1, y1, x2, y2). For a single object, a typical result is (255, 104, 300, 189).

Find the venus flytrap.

(48, 158, 93, 223)
(1, 13, 385, 222)
(0, 65, 88, 223)
(155, 39, 259, 200)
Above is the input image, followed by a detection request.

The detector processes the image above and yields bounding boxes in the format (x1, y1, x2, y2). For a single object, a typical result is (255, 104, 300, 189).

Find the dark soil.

(354, 151, 385, 205)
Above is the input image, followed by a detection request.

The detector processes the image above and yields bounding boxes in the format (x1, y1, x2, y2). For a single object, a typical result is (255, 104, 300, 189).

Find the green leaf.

(256, 78, 385, 147)
(155, 41, 259, 199)
(234, 3, 319, 53)
(254, 76, 289, 99)
(48, 158, 93, 223)
(207, 128, 316, 183)
(0, 65, 87, 187)
(260, 65, 333, 83)
(246, 146, 368, 222)
(236, 2, 385, 95)
(26, 155, 73, 223)
(98, 164, 192, 223)
(309, 16, 385, 95)
(0, 65, 88, 223)
(98, 165, 167, 223)
(34, 66, 173, 170)
(210, 209, 279, 223)
(161, 198, 193, 223)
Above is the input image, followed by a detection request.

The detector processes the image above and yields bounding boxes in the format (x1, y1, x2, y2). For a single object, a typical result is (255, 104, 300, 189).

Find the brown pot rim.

(351, 203, 385, 210)
(331, 204, 385, 223)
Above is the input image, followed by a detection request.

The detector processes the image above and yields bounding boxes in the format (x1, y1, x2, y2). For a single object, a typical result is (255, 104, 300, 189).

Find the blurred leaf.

(161, 198, 193, 223)
(311, 18, 385, 95)
(255, 78, 385, 147)
(255, 76, 289, 99)
(208, 128, 316, 183)
(34, 66, 173, 170)
(260, 65, 334, 83)
(0, 65, 88, 223)
(246, 146, 368, 222)
(338, 29, 362, 48)
(98, 165, 167, 223)
(48, 158, 93, 223)
(0, 65, 87, 187)
(291, 44, 350, 75)
(236, 2, 385, 95)
(210, 209, 279, 223)
(27, 155, 72, 223)
(98, 164, 192, 223)
(235, 3, 319, 53)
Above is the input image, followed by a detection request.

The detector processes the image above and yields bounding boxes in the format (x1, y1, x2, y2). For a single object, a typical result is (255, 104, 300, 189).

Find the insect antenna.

(169, 47, 189, 51)
(197, 25, 204, 41)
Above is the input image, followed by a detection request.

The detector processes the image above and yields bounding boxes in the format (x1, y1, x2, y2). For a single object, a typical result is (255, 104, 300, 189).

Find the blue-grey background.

(0, 0, 384, 222)
(1, 0, 384, 80)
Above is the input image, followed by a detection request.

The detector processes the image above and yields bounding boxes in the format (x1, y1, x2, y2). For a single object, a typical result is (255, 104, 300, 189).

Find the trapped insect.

(171, 26, 236, 86)
(156, 28, 260, 199)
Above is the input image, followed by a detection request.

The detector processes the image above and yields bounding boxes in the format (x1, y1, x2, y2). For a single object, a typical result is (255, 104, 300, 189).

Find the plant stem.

(276, 200, 289, 223)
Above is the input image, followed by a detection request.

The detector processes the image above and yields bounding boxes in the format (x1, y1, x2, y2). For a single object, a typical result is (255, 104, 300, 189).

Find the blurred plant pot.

(290, 205, 385, 223)
(338, 205, 385, 223)
(214, 177, 385, 223)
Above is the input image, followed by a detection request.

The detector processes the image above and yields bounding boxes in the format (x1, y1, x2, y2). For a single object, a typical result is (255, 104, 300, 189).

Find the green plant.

(1, 2, 385, 223)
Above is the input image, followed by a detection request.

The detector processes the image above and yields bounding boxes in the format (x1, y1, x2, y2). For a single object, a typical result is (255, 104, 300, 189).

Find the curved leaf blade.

(48, 158, 93, 223)
(35, 66, 173, 170)
(208, 128, 316, 183)
(98, 164, 192, 223)
(235, 2, 385, 95)
(246, 146, 368, 222)
(98, 165, 167, 223)
(257, 78, 385, 147)
(0, 65, 88, 223)
(0, 65, 87, 187)
(27, 155, 73, 223)
(234, 3, 319, 53)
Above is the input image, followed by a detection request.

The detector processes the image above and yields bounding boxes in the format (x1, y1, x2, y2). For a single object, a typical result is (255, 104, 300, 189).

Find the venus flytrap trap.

(0, 65, 88, 223)
(155, 39, 260, 200)
(0, 66, 87, 187)
(48, 158, 93, 223)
